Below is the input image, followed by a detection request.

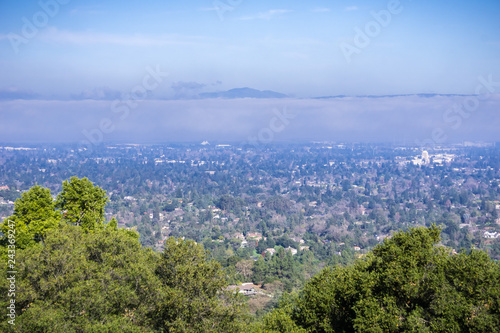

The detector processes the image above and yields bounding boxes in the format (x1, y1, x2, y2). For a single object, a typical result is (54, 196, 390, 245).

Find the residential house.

(484, 231, 499, 239)
(265, 248, 276, 256)
(228, 283, 258, 296)
(247, 232, 262, 241)
(233, 233, 245, 240)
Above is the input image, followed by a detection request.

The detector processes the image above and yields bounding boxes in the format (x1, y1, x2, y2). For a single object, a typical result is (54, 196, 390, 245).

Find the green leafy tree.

(265, 226, 500, 332)
(107, 216, 118, 230)
(252, 293, 306, 333)
(0, 226, 246, 332)
(0, 223, 158, 332)
(151, 237, 247, 332)
(252, 256, 268, 284)
(0, 185, 60, 250)
(56, 176, 108, 231)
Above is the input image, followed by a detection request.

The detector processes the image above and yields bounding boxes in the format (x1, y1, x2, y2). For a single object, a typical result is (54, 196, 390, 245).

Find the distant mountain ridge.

(313, 93, 471, 99)
(199, 87, 288, 99)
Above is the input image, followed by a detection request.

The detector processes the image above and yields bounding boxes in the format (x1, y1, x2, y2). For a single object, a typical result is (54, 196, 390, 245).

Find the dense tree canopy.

(0, 177, 108, 258)
(153, 237, 245, 332)
(260, 226, 500, 332)
(0, 185, 60, 250)
(0, 224, 246, 332)
(56, 176, 108, 231)
(0, 180, 246, 332)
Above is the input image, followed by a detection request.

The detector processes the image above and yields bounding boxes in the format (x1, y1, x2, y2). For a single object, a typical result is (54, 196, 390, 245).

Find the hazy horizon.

(1, 1, 499, 145)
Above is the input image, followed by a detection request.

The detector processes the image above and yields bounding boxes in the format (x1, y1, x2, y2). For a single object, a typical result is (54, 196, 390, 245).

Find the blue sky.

(0, 1, 499, 144)
(1, 0, 499, 98)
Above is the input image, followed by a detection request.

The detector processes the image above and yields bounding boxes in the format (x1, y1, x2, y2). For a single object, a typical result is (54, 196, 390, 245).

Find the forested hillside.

(0, 178, 245, 332)
(257, 226, 500, 332)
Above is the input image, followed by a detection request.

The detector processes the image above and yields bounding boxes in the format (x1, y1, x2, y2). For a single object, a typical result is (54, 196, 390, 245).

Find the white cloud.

(239, 9, 292, 21)
(38, 27, 207, 47)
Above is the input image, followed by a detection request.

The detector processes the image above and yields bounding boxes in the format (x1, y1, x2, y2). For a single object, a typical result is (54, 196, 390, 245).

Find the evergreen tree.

(0, 185, 60, 250)
(0, 226, 246, 332)
(263, 226, 500, 332)
(56, 176, 108, 231)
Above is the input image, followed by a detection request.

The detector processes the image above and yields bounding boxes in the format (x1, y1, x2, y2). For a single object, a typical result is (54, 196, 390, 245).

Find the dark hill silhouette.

(199, 87, 288, 99)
